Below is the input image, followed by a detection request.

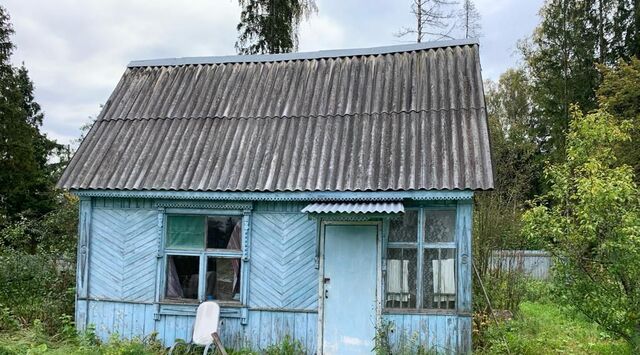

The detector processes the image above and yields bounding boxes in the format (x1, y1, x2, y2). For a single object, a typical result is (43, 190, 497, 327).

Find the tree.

(459, 0, 481, 38)
(521, 0, 600, 160)
(598, 58, 640, 182)
(396, 0, 457, 42)
(0, 6, 61, 228)
(235, 0, 317, 54)
(522, 106, 640, 350)
(610, 0, 640, 60)
(473, 69, 539, 314)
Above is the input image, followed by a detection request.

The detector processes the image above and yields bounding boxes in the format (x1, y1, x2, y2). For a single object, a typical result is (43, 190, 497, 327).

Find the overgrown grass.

(477, 301, 631, 354)
(0, 324, 305, 355)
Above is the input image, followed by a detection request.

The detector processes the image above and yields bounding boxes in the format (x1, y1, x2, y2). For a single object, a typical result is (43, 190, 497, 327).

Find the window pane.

(423, 248, 456, 309)
(165, 255, 199, 300)
(166, 215, 205, 249)
(425, 210, 456, 243)
(388, 210, 418, 243)
(206, 216, 243, 250)
(385, 248, 417, 309)
(206, 257, 241, 302)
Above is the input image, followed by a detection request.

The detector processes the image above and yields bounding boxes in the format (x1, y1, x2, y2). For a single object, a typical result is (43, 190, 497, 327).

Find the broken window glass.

(205, 257, 241, 302)
(165, 255, 199, 300)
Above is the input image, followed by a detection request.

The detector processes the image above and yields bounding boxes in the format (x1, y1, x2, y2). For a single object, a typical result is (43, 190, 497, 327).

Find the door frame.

(316, 220, 382, 354)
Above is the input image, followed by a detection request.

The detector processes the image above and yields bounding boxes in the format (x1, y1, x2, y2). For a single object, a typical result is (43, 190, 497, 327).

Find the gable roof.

(58, 39, 494, 192)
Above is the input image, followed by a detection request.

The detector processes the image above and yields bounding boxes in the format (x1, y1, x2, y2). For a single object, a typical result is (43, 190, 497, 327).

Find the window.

(385, 209, 457, 311)
(164, 214, 243, 303)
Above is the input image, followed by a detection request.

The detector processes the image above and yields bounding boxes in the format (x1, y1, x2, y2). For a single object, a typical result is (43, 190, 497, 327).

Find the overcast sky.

(4, 0, 544, 146)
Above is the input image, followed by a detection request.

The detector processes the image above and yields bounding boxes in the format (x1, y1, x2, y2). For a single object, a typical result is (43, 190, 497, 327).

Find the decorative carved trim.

(154, 200, 253, 210)
(72, 189, 474, 202)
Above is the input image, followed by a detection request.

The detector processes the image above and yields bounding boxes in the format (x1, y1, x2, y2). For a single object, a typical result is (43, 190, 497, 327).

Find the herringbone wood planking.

(250, 213, 317, 310)
(89, 209, 157, 302)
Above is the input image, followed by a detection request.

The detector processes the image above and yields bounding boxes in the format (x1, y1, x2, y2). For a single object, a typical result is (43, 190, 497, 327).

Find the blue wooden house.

(58, 38, 493, 354)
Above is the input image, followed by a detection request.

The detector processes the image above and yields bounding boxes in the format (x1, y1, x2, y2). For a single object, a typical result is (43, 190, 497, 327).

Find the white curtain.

(387, 259, 410, 302)
(432, 258, 455, 302)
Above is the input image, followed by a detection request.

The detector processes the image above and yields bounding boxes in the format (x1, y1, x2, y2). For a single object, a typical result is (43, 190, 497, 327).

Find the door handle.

(325, 289, 329, 299)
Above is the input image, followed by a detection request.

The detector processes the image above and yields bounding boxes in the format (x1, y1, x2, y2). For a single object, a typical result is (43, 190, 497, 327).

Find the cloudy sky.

(4, 0, 544, 146)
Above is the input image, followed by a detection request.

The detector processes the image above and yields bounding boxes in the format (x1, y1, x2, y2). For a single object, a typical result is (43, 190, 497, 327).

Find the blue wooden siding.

(250, 212, 318, 310)
(83, 300, 317, 352)
(78, 197, 473, 353)
(88, 208, 157, 302)
(383, 313, 460, 354)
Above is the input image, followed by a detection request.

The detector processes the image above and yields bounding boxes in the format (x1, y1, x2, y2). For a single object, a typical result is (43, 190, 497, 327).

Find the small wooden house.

(58, 39, 493, 354)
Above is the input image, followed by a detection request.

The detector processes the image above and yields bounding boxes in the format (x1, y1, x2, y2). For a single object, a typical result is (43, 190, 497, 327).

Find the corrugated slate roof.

(301, 202, 404, 214)
(58, 40, 494, 192)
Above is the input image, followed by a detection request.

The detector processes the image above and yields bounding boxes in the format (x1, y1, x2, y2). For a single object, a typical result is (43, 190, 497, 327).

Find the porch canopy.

(301, 202, 404, 214)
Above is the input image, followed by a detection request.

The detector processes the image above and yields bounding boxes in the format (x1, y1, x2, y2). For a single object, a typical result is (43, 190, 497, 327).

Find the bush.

(0, 253, 74, 333)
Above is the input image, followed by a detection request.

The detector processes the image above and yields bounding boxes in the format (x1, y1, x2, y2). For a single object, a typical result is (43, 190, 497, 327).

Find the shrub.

(0, 253, 74, 333)
(523, 107, 640, 350)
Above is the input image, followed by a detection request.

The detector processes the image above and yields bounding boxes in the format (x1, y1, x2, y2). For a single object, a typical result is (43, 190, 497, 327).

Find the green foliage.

(235, 0, 317, 54)
(0, 328, 166, 355)
(0, 253, 74, 334)
(263, 335, 304, 355)
(0, 193, 78, 257)
(598, 58, 640, 182)
(477, 301, 632, 355)
(522, 107, 640, 349)
(521, 0, 596, 159)
(474, 69, 541, 319)
(373, 319, 436, 355)
(520, 0, 639, 161)
(0, 5, 63, 229)
(372, 319, 393, 355)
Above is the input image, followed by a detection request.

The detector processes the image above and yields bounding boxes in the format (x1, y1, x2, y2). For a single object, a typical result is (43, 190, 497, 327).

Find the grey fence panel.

(489, 250, 552, 280)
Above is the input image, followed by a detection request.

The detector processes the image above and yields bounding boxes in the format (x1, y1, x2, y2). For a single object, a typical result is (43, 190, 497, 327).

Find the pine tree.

(0, 6, 60, 225)
(235, 0, 317, 54)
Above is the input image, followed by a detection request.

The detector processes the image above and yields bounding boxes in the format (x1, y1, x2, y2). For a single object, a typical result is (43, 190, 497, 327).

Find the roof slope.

(58, 39, 494, 192)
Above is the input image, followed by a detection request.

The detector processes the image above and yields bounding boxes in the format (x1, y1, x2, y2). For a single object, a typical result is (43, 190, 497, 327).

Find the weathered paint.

(456, 200, 473, 315)
(76, 196, 474, 353)
(75, 198, 92, 330)
(83, 299, 317, 352)
(250, 213, 318, 310)
(88, 208, 157, 302)
(322, 224, 378, 354)
(382, 313, 459, 354)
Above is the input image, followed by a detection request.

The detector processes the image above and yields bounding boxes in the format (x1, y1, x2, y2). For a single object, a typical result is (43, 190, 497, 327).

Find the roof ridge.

(127, 38, 479, 68)
(97, 107, 487, 122)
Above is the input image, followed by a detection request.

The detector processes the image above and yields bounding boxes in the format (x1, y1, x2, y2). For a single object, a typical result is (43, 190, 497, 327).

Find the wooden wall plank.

(457, 200, 473, 314)
(383, 314, 460, 354)
(250, 211, 318, 310)
(76, 198, 92, 329)
(88, 209, 157, 302)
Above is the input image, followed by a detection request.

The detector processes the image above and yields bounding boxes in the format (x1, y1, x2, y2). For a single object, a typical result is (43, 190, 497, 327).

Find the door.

(322, 224, 378, 354)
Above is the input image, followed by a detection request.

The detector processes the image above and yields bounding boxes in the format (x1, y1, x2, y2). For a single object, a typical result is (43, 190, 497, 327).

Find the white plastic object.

(191, 301, 220, 345)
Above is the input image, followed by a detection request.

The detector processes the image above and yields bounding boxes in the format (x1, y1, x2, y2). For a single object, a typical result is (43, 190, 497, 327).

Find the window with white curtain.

(385, 208, 457, 311)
